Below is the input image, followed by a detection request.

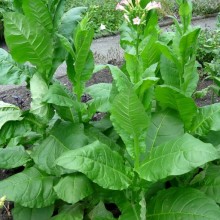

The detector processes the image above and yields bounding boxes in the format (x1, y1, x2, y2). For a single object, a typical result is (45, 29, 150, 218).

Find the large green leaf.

(119, 23, 137, 55)
(86, 83, 112, 114)
(69, 20, 95, 98)
(0, 120, 32, 146)
(85, 126, 120, 152)
(0, 101, 22, 129)
(89, 201, 115, 220)
(0, 146, 30, 169)
(203, 130, 220, 147)
(57, 141, 133, 190)
(125, 53, 143, 83)
(66, 19, 94, 99)
(155, 85, 197, 129)
(147, 187, 220, 219)
(108, 192, 142, 220)
(32, 121, 88, 176)
(58, 7, 87, 40)
(52, 0, 66, 30)
(30, 74, 53, 123)
(3, 12, 53, 74)
(43, 83, 77, 107)
(197, 165, 220, 203)
(191, 103, 220, 137)
(111, 88, 149, 159)
(12, 204, 54, 220)
(22, 0, 53, 33)
(51, 204, 83, 220)
(0, 167, 56, 208)
(181, 58, 199, 97)
(107, 65, 132, 92)
(179, 28, 200, 64)
(137, 133, 219, 182)
(140, 32, 160, 70)
(54, 173, 93, 204)
(160, 55, 180, 88)
(0, 49, 33, 85)
(146, 110, 184, 152)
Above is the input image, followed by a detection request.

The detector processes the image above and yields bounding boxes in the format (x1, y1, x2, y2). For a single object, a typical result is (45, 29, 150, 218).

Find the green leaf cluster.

(0, 0, 220, 219)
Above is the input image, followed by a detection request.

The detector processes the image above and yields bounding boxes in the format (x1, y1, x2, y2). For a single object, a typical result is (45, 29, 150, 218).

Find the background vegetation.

(66, 0, 220, 34)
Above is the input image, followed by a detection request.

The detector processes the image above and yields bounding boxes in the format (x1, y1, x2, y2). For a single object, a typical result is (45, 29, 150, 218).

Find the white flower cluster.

(116, 0, 161, 25)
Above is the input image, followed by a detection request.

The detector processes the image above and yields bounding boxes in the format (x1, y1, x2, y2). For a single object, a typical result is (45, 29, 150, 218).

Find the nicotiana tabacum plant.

(1, 0, 220, 219)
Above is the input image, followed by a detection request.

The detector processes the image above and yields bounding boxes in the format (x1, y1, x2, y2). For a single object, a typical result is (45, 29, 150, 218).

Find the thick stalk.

(134, 30, 140, 84)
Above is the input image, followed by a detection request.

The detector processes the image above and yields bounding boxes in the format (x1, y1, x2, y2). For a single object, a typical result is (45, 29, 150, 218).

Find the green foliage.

(66, 0, 122, 35)
(0, 0, 220, 219)
(197, 28, 220, 66)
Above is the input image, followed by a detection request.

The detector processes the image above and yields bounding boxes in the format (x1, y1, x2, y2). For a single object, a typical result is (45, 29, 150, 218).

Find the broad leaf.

(111, 192, 142, 220)
(12, 204, 54, 220)
(86, 83, 112, 102)
(54, 173, 93, 204)
(160, 55, 180, 88)
(125, 53, 143, 83)
(57, 141, 133, 190)
(203, 130, 220, 147)
(0, 101, 22, 129)
(30, 74, 53, 123)
(66, 17, 94, 98)
(197, 164, 220, 203)
(0, 167, 56, 208)
(43, 83, 76, 107)
(32, 121, 88, 176)
(51, 204, 83, 220)
(22, 0, 53, 33)
(181, 58, 199, 96)
(119, 23, 137, 55)
(155, 85, 197, 129)
(0, 120, 32, 146)
(0, 49, 33, 85)
(147, 187, 220, 219)
(74, 34, 94, 79)
(0, 146, 30, 169)
(52, 0, 66, 30)
(85, 126, 120, 152)
(146, 110, 184, 152)
(137, 133, 219, 182)
(86, 83, 112, 113)
(191, 103, 220, 136)
(179, 28, 200, 64)
(111, 88, 149, 159)
(134, 77, 159, 111)
(57, 33, 75, 58)
(140, 32, 160, 70)
(107, 65, 132, 92)
(3, 12, 53, 74)
(89, 202, 115, 220)
(58, 7, 87, 40)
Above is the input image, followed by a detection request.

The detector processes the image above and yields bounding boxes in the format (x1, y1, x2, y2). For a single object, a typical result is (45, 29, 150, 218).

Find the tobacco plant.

(0, 0, 220, 219)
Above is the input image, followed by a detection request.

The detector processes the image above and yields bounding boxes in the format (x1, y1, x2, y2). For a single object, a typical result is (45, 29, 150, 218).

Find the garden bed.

(0, 0, 220, 219)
